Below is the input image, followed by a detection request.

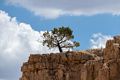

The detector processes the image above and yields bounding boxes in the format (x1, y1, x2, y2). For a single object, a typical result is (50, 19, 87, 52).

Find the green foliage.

(42, 26, 80, 52)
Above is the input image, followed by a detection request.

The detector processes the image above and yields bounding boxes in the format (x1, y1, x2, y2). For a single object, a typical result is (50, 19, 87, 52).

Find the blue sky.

(0, 0, 120, 80)
(0, 0, 120, 50)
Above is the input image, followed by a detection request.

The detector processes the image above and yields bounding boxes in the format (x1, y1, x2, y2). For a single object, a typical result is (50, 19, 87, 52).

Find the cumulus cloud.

(90, 33, 113, 49)
(0, 10, 59, 80)
(5, 0, 120, 19)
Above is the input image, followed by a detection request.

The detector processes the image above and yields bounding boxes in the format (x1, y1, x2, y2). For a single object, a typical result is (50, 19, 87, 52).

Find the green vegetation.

(42, 26, 80, 52)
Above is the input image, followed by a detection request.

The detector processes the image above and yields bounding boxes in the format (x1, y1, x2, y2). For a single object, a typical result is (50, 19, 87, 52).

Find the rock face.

(20, 36, 120, 80)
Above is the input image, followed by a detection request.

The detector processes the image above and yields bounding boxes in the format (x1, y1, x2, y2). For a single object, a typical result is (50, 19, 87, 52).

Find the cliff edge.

(20, 36, 120, 80)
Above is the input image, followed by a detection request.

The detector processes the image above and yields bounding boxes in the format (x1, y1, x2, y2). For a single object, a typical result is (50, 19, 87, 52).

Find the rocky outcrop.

(20, 36, 120, 80)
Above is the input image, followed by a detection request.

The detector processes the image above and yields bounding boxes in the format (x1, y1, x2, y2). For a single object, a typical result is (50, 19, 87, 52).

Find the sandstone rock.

(96, 67, 110, 80)
(20, 35, 120, 80)
(104, 36, 120, 62)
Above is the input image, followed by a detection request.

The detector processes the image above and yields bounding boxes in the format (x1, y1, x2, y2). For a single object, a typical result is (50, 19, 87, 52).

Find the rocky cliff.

(20, 36, 120, 80)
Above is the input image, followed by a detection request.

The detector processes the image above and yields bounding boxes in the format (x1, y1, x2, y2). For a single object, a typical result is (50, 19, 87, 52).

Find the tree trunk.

(57, 42, 63, 53)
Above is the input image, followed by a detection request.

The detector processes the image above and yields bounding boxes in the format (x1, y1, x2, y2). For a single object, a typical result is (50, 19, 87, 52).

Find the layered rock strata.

(20, 36, 120, 80)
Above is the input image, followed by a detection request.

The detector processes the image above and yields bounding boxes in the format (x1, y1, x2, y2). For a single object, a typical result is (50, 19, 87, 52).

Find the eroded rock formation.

(20, 36, 120, 80)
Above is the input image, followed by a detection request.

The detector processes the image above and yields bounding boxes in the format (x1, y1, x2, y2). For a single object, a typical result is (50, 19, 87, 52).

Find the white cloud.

(90, 33, 113, 49)
(0, 10, 59, 80)
(5, 0, 120, 19)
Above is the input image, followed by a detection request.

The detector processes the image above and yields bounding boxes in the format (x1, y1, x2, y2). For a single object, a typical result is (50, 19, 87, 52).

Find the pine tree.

(42, 26, 80, 52)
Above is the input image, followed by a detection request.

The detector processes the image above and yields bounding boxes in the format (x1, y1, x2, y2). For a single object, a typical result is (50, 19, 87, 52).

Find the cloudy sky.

(0, 0, 120, 80)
